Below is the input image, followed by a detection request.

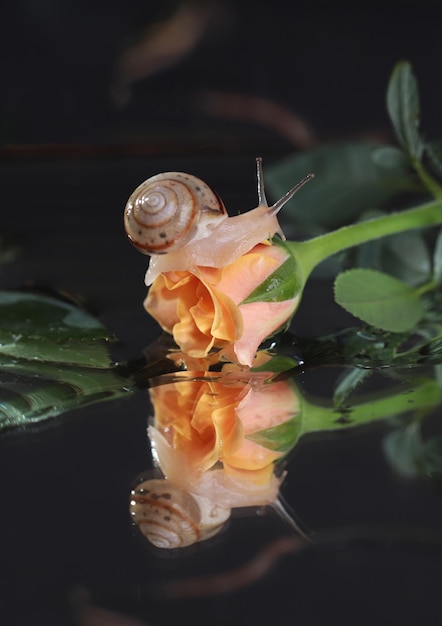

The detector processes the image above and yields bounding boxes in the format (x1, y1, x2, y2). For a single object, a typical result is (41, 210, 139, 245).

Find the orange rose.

(144, 243, 300, 367)
(148, 372, 301, 508)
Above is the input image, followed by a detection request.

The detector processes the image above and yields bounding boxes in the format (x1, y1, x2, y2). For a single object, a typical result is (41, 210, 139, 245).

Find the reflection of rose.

(148, 372, 300, 508)
(144, 243, 299, 367)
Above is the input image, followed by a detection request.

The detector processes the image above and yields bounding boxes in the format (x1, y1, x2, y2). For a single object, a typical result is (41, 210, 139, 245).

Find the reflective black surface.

(1, 152, 442, 625)
(4, 2, 442, 622)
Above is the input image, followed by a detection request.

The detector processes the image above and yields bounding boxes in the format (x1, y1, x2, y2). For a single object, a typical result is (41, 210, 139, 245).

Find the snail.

(129, 478, 231, 549)
(124, 158, 314, 285)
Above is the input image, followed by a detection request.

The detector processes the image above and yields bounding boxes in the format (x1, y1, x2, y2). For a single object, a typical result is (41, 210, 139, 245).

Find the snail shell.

(129, 478, 231, 549)
(124, 172, 228, 254)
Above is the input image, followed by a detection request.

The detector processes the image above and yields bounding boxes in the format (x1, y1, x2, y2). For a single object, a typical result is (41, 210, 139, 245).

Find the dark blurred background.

(3, 8, 442, 626)
(2, 0, 442, 149)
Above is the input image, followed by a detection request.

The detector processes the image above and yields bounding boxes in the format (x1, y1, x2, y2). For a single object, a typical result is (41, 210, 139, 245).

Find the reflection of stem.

(156, 536, 305, 599)
(71, 587, 145, 626)
(301, 378, 441, 436)
(286, 199, 442, 282)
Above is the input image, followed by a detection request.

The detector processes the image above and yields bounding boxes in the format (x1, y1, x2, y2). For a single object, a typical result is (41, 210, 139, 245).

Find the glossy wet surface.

(2, 153, 442, 625)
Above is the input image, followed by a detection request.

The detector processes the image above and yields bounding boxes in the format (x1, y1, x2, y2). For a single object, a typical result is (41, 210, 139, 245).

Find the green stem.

(413, 159, 442, 201)
(286, 199, 442, 283)
(415, 279, 438, 297)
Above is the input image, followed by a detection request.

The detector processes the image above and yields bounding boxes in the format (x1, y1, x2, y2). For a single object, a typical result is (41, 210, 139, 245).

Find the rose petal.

(210, 243, 289, 305)
(224, 438, 283, 470)
(236, 380, 300, 433)
(145, 242, 297, 366)
(144, 273, 180, 332)
(173, 276, 243, 357)
(234, 297, 300, 367)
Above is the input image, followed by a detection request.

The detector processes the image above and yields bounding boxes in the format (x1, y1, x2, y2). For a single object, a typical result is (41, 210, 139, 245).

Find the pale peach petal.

(154, 380, 245, 473)
(174, 280, 217, 356)
(212, 243, 289, 305)
(233, 297, 300, 367)
(236, 381, 300, 433)
(145, 242, 296, 366)
(154, 271, 242, 357)
(143, 274, 179, 332)
(210, 288, 243, 341)
(149, 425, 282, 503)
(224, 437, 282, 471)
(222, 461, 277, 487)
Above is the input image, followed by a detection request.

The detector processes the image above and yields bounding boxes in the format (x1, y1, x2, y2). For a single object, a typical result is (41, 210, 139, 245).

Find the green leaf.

(265, 142, 413, 237)
(383, 424, 442, 482)
(0, 290, 138, 431)
(433, 229, 442, 284)
(334, 268, 423, 332)
(386, 61, 423, 161)
(371, 145, 409, 170)
(241, 241, 301, 304)
(246, 417, 301, 453)
(0, 290, 114, 367)
(381, 231, 432, 286)
(0, 356, 135, 431)
(351, 220, 431, 286)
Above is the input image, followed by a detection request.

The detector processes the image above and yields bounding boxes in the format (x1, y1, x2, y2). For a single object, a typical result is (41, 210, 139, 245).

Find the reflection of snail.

(129, 360, 442, 551)
(129, 478, 230, 549)
(124, 159, 314, 283)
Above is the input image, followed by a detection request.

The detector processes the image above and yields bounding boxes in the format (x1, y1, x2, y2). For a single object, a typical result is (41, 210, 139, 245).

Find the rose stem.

(286, 198, 442, 283)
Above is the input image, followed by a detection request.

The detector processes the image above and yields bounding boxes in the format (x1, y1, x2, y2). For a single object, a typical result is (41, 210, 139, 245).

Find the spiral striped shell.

(129, 478, 230, 549)
(124, 172, 227, 254)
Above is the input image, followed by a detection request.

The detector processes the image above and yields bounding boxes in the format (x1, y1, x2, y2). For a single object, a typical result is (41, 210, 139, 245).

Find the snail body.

(124, 159, 314, 285)
(129, 478, 230, 549)
(144, 203, 283, 285)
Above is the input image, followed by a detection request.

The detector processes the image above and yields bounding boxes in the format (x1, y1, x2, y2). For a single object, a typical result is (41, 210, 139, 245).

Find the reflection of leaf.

(247, 417, 301, 453)
(382, 421, 423, 478)
(383, 422, 442, 482)
(333, 367, 372, 408)
(420, 436, 442, 478)
(334, 268, 423, 332)
(0, 357, 135, 431)
(265, 142, 413, 236)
